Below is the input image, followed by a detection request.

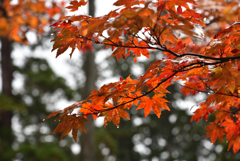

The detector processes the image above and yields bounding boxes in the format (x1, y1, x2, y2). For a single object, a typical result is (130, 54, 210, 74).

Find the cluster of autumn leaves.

(0, 0, 64, 43)
(2, 0, 240, 154)
(48, 0, 240, 153)
(47, 0, 240, 153)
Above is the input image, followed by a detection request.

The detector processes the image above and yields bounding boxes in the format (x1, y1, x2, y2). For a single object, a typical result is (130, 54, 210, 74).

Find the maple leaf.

(228, 135, 240, 154)
(72, 116, 89, 141)
(222, 118, 240, 140)
(205, 122, 225, 143)
(53, 115, 89, 141)
(190, 103, 214, 123)
(66, 0, 88, 12)
(103, 105, 130, 127)
(137, 95, 169, 118)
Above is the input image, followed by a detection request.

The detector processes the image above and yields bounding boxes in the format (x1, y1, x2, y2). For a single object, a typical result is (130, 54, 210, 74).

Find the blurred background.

(1, 0, 240, 160)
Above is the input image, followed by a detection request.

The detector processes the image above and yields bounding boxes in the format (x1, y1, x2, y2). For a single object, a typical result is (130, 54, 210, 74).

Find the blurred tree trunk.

(0, 0, 14, 158)
(79, 0, 96, 161)
(0, 33, 13, 158)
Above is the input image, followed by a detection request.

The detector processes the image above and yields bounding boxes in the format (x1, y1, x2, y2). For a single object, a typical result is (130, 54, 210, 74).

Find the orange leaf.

(66, 0, 88, 12)
(222, 118, 240, 140)
(228, 135, 240, 154)
(104, 106, 129, 127)
(137, 97, 152, 117)
(205, 123, 225, 143)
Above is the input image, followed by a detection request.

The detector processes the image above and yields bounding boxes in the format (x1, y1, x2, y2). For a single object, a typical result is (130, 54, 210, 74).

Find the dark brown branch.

(76, 71, 178, 116)
(164, 48, 240, 61)
(79, 34, 240, 63)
